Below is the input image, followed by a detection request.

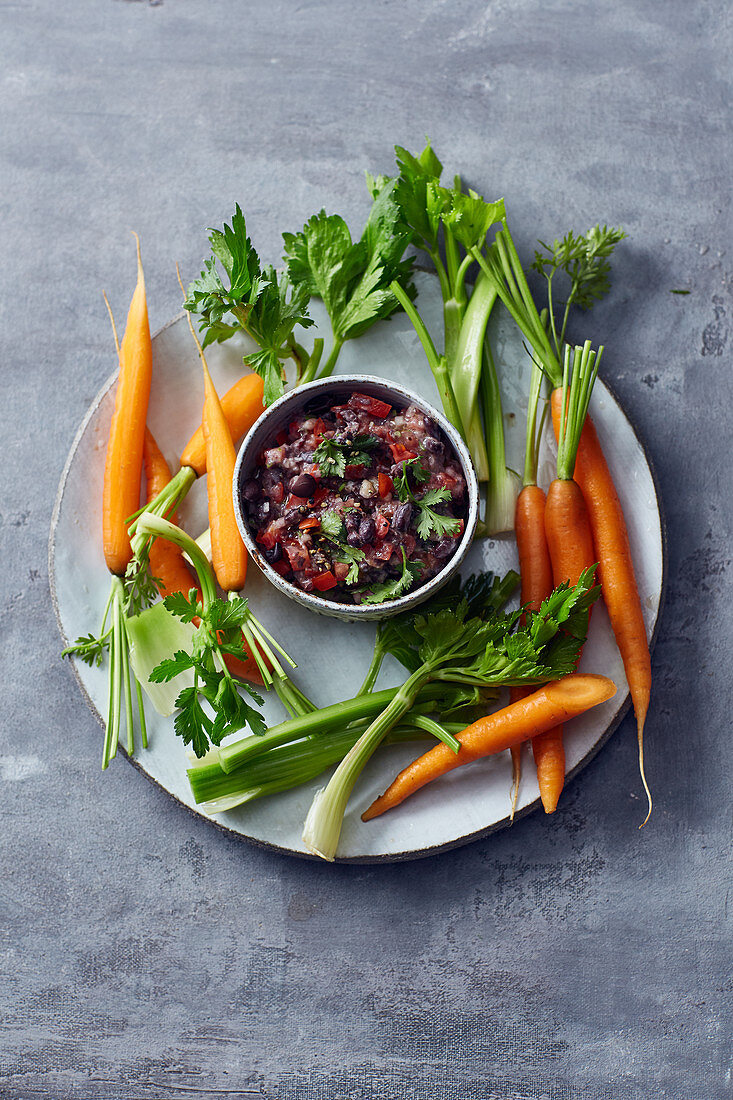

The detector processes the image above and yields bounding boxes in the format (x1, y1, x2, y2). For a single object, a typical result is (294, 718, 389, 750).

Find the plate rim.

(49, 312, 667, 864)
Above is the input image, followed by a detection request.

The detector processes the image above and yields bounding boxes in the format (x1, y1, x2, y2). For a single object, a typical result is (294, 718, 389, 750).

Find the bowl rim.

(231, 374, 480, 619)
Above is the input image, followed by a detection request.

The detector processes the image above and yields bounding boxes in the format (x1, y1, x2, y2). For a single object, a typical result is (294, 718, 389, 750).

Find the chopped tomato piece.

(313, 486, 329, 505)
(348, 393, 392, 419)
(312, 570, 338, 592)
(378, 472, 393, 497)
(285, 493, 308, 509)
(298, 516, 321, 530)
(375, 513, 390, 539)
(284, 542, 311, 571)
(389, 442, 418, 463)
(345, 463, 367, 479)
(270, 482, 284, 504)
(333, 561, 350, 582)
(312, 418, 329, 442)
(271, 560, 291, 577)
(255, 520, 285, 550)
(375, 541, 394, 561)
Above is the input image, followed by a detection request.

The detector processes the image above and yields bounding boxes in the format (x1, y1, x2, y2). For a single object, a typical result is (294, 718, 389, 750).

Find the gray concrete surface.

(2, 1, 731, 1096)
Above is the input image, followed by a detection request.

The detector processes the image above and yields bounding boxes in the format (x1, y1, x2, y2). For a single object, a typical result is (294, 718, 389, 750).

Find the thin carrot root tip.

(637, 718, 653, 829)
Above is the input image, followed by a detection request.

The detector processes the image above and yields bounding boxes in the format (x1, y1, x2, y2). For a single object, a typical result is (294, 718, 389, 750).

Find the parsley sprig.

(184, 205, 316, 405)
(137, 514, 297, 758)
(299, 566, 599, 859)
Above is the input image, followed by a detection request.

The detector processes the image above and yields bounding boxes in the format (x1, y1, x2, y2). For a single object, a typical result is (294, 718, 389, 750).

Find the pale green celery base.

(484, 468, 521, 536)
(127, 601, 196, 716)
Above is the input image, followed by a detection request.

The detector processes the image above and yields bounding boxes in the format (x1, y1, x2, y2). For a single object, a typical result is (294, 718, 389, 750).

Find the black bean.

(344, 511, 360, 531)
(422, 436, 443, 455)
(358, 517, 376, 542)
(434, 537, 455, 560)
(347, 530, 364, 548)
(264, 544, 282, 564)
(290, 473, 316, 498)
(262, 470, 283, 493)
(393, 502, 413, 532)
(242, 479, 260, 501)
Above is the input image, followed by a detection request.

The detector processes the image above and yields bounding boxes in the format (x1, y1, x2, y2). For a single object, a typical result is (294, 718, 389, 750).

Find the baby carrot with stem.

(544, 342, 601, 593)
(510, 358, 566, 815)
(550, 387, 653, 825)
(102, 233, 152, 576)
(177, 265, 248, 593)
(64, 240, 152, 766)
(472, 220, 652, 820)
(362, 675, 617, 821)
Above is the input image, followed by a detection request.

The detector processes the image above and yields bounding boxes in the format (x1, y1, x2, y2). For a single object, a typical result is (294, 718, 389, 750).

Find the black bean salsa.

(241, 390, 467, 604)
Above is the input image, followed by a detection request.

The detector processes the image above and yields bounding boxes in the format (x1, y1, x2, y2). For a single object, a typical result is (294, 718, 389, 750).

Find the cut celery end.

(484, 468, 521, 536)
(127, 600, 196, 716)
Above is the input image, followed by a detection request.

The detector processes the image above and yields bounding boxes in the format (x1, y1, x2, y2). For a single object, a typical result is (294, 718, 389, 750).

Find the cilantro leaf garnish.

(319, 509, 344, 538)
(414, 487, 461, 541)
(394, 457, 429, 501)
(317, 509, 365, 585)
(313, 435, 379, 478)
(393, 459, 461, 540)
(313, 438, 347, 478)
(361, 549, 423, 605)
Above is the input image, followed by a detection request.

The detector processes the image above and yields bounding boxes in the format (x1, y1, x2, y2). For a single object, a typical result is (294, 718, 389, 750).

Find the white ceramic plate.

(50, 272, 665, 862)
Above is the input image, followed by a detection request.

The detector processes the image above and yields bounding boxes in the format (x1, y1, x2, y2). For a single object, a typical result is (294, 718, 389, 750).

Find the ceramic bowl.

(232, 375, 479, 621)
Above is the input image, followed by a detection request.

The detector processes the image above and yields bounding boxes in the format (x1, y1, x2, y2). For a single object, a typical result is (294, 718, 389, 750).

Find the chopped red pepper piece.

(378, 472, 393, 497)
(313, 486, 329, 505)
(348, 393, 392, 419)
(389, 442, 418, 463)
(298, 516, 321, 530)
(312, 570, 338, 592)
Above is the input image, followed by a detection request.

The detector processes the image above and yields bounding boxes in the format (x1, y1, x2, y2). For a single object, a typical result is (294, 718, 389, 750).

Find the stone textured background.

(2, 1, 731, 1097)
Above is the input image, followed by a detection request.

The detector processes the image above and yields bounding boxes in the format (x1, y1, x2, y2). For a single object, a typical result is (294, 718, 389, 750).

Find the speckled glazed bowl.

(232, 375, 480, 621)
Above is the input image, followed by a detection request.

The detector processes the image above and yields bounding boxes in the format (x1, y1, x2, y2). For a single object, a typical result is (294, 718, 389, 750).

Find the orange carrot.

(511, 483, 565, 814)
(544, 477, 596, 589)
(143, 429, 201, 602)
(200, 358, 248, 592)
(144, 427, 263, 685)
(362, 675, 617, 821)
(551, 387, 653, 822)
(102, 236, 152, 574)
(180, 372, 265, 476)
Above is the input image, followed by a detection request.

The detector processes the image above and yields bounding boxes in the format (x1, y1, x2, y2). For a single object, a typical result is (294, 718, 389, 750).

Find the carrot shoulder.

(202, 362, 248, 592)
(362, 674, 616, 821)
(181, 372, 265, 476)
(102, 237, 152, 575)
